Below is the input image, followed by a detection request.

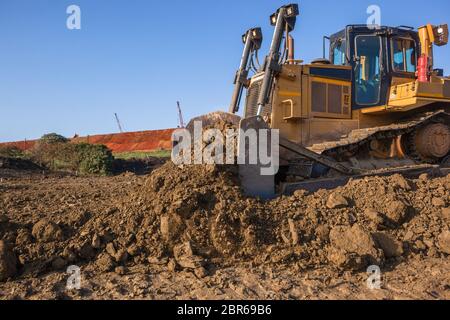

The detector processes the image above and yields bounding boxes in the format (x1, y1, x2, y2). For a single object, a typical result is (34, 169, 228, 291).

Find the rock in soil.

(167, 258, 178, 272)
(432, 197, 446, 208)
(51, 257, 67, 270)
(328, 225, 383, 270)
(95, 253, 116, 272)
(115, 266, 127, 275)
(364, 208, 384, 225)
(31, 219, 64, 243)
(372, 232, 403, 258)
(441, 208, 450, 222)
(326, 193, 349, 209)
(437, 231, 450, 255)
(91, 234, 101, 249)
(0, 241, 18, 282)
(194, 267, 208, 278)
(15, 229, 32, 246)
(385, 201, 409, 225)
(173, 242, 205, 269)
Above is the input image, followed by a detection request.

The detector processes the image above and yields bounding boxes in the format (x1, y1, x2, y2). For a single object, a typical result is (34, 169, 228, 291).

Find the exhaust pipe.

(287, 35, 295, 63)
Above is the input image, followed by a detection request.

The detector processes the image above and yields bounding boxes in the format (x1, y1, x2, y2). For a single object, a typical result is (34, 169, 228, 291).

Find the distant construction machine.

(177, 101, 186, 128)
(114, 113, 125, 133)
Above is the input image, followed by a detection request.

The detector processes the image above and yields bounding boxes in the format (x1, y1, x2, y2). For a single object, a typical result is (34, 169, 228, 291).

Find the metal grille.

(311, 82, 327, 113)
(328, 84, 342, 114)
(244, 78, 272, 118)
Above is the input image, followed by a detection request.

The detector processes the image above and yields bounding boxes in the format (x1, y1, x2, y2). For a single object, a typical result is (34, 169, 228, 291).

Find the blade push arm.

(229, 28, 263, 114)
(257, 4, 299, 115)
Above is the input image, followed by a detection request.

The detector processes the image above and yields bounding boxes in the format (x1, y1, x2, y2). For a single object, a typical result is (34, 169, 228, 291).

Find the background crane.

(114, 113, 124, 133)
(177, 101, 186, 128)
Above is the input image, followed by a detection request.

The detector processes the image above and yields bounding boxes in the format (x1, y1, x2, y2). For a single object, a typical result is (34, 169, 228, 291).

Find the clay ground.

(0, 163, 449, 300)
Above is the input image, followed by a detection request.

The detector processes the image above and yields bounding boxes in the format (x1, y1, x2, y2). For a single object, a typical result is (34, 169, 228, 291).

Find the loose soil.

(0, 160, 449, 300)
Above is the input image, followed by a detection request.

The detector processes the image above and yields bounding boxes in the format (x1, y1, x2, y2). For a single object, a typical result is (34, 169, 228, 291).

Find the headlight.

(432, 24, 448, 46)
(285, 4, 299, 17)
(270, 13, 278, 26)
(270, 4, 299, 27)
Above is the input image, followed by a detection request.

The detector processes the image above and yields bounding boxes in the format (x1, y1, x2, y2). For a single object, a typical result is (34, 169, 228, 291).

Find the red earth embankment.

(0, 128, 176, 153)
(0, 140, 36, 151)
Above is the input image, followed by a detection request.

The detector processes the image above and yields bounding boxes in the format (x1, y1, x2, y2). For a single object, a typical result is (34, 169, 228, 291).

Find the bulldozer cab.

(329, 25, 421, 110)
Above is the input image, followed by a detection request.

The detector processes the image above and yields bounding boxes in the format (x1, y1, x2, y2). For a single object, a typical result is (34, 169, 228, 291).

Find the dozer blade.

(238, 116, 277, 199)
(238, 116, 356, 199)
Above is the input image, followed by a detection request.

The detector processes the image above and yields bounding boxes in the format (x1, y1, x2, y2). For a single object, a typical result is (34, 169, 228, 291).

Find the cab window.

(392, 38, 417, 73)
(355, 35, 382, 106)
(332, 39, 347, 65)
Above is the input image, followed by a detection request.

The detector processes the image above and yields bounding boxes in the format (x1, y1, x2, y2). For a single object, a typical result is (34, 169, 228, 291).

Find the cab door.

(353, 34, 383, 107)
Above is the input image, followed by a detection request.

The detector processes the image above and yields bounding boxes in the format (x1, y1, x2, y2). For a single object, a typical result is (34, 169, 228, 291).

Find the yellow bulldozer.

(188, 3, 450, 198)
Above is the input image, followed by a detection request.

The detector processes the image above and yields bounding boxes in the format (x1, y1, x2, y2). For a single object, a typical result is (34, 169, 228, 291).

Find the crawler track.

(309, 110, 450, 162)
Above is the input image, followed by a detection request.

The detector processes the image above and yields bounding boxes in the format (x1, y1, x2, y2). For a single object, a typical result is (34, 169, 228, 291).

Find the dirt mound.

(0, 160, 448, 291)
(116, 164, 450, 272)
(123, 163, 255, 261)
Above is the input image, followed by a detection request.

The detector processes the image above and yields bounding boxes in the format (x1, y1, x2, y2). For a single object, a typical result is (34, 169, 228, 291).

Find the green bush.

(32, 134, 72, 168)
(32, 142, 76, 170)
(30, 134, 113, 175)
(0, 145, 24, 158)
(75, 143, 113, 175)
(39, 133, 69, 144)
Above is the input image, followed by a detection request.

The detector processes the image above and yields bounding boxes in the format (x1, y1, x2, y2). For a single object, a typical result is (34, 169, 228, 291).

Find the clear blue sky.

(1, 0, 449, 142)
